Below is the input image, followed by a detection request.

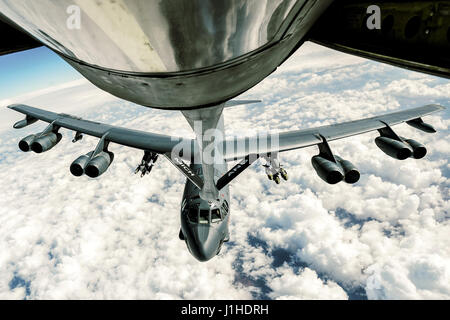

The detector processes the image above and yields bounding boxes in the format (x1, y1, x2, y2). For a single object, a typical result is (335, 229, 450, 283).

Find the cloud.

(0, 41, 449, 300)
(268, 266, 348, 300)
(0, 79, 117, 133)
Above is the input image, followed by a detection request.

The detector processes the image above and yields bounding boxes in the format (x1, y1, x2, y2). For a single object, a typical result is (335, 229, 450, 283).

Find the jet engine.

(30, 132, 63, 153)
(85, 151, 115, 178)
(402, 138, 427, 159)
(311, 155, 344, 185)
(375, 137, 412, 160)
(19, 134, 37, 152)
(334, 156, 360, 184)
(70, 152, 94, 177)
(19, 132, 62, 153)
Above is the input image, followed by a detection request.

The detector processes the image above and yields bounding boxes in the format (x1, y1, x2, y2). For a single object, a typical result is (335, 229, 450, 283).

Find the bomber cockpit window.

(221, 201, 229, 216)
(188, 206, 198, 223)
(199, 210, 210, 224)
(211, 209, 221, 223)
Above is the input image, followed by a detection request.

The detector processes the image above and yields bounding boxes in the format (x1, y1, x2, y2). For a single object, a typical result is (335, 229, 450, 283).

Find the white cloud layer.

(0, 42, 448, 300)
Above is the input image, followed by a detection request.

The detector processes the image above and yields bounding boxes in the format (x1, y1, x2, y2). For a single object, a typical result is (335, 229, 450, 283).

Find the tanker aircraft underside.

(1, 0, 449, 261)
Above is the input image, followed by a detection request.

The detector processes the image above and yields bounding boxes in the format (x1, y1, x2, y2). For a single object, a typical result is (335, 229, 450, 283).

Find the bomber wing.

(216, 104, 445, 189)
(221, 104, 445, 161)
(7, 103, 446, 190)
(8, 104, 203, 184)
(8, 104, 193, 155)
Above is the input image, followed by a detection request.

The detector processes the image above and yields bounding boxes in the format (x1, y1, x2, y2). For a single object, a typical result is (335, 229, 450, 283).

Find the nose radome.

(191, 225, 219, 262)
(194, 244, 215, 262)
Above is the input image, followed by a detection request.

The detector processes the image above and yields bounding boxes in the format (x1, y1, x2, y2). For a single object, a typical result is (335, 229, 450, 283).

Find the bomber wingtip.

(6, 104, 19, 110)
(423, 104, 447, 113)
(432, 104, 446, 110)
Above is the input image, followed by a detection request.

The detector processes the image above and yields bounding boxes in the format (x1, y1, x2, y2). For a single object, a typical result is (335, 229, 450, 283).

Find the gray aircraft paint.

(180, 113, 231, 262)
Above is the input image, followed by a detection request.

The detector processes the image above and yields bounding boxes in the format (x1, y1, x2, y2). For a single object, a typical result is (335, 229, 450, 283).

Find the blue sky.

(0, 47, 81, 100)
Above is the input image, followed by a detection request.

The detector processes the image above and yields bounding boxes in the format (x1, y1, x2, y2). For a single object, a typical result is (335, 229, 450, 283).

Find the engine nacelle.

(403, 139, 427, 159)
(311, 155, 344, 185)
(375, 137, 412, 160)
(19, 134, 37, 152)
(335, 156, 360, 184)
(70, 152, 94, 177)
(30, 133, 63, 153)
(85, 151, 114, 178)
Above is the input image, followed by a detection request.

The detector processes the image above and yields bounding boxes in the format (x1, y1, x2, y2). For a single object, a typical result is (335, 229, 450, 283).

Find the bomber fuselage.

(180, 163, 230, 262)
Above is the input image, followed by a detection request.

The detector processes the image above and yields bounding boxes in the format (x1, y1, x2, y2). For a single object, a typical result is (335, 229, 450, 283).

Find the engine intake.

(19, 134, 37, 152)
(335, 156, 360, 184)
(85, 151, 114, 178)
(30, 133, 63, 153)
(311, 155, 344, 185)
(375, 137, 412, 160)
(70, 152, 94, 177)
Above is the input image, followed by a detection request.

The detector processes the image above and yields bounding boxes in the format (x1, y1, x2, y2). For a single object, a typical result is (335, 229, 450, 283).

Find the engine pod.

(18, 134, 37, 152)
(335, 156, 360, 184)
(31, 132, 63, 153)
(70, 152, 94, 177)
(403, 139, 427, 159)
(85, 151, 114, 178)
(311, 155, 344, 185)
(375, 137, 412, 160)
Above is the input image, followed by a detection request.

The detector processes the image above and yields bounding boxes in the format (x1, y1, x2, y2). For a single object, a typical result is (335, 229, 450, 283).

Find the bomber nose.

(190, 225, 219, 262)
(194, 244, 214, 262)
